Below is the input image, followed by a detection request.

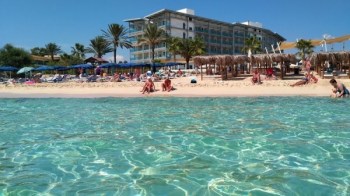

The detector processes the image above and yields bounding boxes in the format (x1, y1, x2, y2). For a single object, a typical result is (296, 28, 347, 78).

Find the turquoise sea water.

(0, 97, 349, 195)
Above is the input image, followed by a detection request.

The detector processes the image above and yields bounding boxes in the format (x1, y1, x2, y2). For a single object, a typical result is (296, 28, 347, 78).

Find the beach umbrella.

(0, 66, 18, 72)
(165, 62, 185, 67)
(34, 65, 54, 71)
(17, 67, 34, 74)
(152, 63, 165, 68)
(53, 66, 71, 71)
(0, 66, 18, 78)
(17, 67, 34, 79)
(100, 63, 119, 68)
(71, 64, 94, 69)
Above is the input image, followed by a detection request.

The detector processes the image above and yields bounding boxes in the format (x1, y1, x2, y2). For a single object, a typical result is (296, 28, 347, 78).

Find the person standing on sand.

(305, 59, 311, 74)
(330, 79, 349, 98)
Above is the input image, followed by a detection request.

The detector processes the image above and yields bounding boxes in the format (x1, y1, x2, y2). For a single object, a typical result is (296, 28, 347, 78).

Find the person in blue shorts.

(330, 79, 349, 98)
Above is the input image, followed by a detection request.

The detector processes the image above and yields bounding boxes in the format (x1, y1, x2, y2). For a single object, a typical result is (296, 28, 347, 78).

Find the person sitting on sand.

(177, 69, 183, 77)
(153, 74, 161, 81)
(251, 69, 261, 84)
(141, 77, 156, 94)
(309, 72, 318, 83)
(162, 77, 173, 92)
(290, 73, 309, 87)
(330, 79, 349, 98)
(265, 67, 276, 80)
(113, 73, 121, 82)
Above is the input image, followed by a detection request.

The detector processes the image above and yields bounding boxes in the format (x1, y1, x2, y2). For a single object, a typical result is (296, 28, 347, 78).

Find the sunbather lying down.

(290, 72, 318, 87)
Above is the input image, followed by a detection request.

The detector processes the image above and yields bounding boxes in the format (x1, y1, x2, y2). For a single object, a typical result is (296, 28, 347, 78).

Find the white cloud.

(105, 54, 126, 63)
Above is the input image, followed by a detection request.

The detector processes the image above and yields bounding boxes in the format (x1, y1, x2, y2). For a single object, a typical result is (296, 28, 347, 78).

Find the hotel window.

(183, 32, 186, 39)
(189, 17, 192, 21)
(189, 27, 192, 31)
(183, 23, 186, 29)
(189, 37, 192, 39)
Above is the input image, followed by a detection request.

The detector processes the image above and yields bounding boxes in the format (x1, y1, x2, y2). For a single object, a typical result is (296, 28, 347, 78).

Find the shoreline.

(0, 85, 332, 98)
(0, 93, 329, 98)
(0, 76, 344, 98)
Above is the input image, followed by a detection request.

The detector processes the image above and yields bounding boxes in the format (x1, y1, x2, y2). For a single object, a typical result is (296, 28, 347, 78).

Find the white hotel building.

(125, 8, 285, 64)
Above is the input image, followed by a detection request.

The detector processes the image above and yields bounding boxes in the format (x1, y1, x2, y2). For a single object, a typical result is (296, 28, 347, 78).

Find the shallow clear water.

(0, 97, 349, 195)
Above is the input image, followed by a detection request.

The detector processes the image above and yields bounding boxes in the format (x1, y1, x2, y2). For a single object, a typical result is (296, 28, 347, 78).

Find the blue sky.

(1, 0, 349, 61)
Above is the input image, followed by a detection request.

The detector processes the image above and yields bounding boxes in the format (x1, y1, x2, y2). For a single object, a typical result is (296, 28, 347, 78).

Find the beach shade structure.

(152, 63, 165, 68)
(99, 63, 119, 68)
(17, 67, 34, 74)
(0, 66, 19, 78)
(34, 65, 55, 71)
(118, 63, 137, 68)
(53, 66, 71, 71)
(0, 66, 18, 72)
(17, 67, 34, 79)
(70, 64, 94, 69)
(165, 62, 186, 67)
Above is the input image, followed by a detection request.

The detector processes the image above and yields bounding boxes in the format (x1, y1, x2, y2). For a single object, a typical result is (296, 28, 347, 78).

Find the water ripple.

(0, 97, 349, 195)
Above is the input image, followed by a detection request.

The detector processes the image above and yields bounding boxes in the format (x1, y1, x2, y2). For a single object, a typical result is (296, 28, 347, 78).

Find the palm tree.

(166, 37, 181, 62)
(296, 39, 314, 60)
(86, 36, 112, 58)
(242, 36, 262, 56)
(102, 24, 132, 63)
(242, 37, 261, 73)
(45, 43, 61, 61)
(178, 37, 206, 69)
(138, 24, 166, 63)
(71, 43, 87, 59)
(59, 53, 84, 66)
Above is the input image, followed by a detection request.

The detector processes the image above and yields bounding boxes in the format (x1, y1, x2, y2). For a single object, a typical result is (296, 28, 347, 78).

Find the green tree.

(30, 47, 47, 56)
(138, 24, 166, 63)
(178, 37, 206, 69)
(86, 36, 112, 58)
(59, 53, 83, 66)
(242, 36, 262, 56)
(166, 37, 181, 62)
(45, 43, 62, 61)
(242, 36, 262, 74)
(102, 24, 132, 63)
(71, 43, 87, 59)
(296, 39, 314, 60)
(0, 44, 32, 67)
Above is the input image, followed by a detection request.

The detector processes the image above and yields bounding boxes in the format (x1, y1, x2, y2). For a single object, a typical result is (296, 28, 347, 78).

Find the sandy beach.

(0, 75, 346, 98)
